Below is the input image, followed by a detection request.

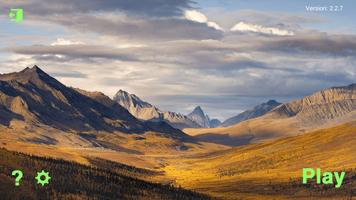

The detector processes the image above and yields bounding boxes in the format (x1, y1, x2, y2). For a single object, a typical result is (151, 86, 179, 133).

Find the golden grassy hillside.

(184, 114, 302, 146)
(166, 121, 356, 199)
(0, 125, 228, 170)
(2, 120, 355, 199)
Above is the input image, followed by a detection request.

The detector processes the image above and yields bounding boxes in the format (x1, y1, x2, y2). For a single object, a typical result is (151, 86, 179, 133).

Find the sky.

(0, 0, 355, 121)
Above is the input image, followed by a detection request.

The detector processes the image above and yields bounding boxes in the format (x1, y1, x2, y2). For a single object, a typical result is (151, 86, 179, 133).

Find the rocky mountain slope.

(221, 100, 281, 127)
(113, 90, 200, 129)
(270, 84, 356, 125)
(113, 90, 162, 121)
(187, 106, 210, 127)
(0, 66, 183, 136)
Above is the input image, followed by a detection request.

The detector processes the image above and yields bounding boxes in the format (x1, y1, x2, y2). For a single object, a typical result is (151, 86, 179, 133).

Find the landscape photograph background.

(0, 0, 355, 199)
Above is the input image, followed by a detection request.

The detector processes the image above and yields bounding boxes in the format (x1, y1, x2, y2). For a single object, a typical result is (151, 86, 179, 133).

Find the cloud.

(50, 71, 88, 78)
(7, 44, 140, 61)
(29, 12, 223, 41)
(2, 0, 219, 42)
(184, 10, 208, 23)
(1, 1, 223, 41)
(51, 38, 84, 46)
(205, 9, 325, 30)
(0, 0, 193, 17)
(4, 38, 355, 120)
(1, 1, 355, 120)
(259, 33, 356, 56)
(230, 22, 294, 36)
(184, 10, 224, 31)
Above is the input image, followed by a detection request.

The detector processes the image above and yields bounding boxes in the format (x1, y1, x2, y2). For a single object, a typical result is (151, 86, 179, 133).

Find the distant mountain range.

(185, 83, 356, 146)
(114, 90, 221, 129)
(1, 66, 355, 200)
(0, 66, 184, 137)
(221, 100, 281, 127)
(3, 66, 354, 148)
(113, 90, 200, 129)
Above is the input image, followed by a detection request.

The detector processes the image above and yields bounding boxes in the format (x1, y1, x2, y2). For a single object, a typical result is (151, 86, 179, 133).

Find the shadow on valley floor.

(20, 136, 58, 145)
(194, 133, 255, 146)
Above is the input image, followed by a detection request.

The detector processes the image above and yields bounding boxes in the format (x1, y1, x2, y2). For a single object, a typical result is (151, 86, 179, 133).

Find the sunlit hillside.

(166, 121, 356, 199)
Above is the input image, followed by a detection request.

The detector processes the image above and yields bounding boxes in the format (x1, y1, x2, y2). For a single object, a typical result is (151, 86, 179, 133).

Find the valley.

(0, 66, 355, 199)
(164, 121, 356, 199)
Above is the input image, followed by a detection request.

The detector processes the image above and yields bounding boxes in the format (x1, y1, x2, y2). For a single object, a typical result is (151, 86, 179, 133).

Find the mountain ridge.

(270, 83, 356, 125)
(113, 90, 222, 129)
(113, 90, 201, 129)
(221, 100, 281, 127)
(0, 66, 184, 137)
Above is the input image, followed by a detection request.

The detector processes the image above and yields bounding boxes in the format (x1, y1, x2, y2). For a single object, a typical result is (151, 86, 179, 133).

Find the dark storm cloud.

(46, 15, 223, 41)
(2, 0, 221, 41)
(1, 0, 194, 17)
(1, 0, 215, 41)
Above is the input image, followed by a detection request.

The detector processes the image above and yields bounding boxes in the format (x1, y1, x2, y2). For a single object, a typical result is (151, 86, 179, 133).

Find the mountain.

(187, 106, 210, 128)
(221, 100, 281, 127)
(113, 90, 162, 121)
(0, 66, 183, 136)
(187, 106, 220, 128)
(209, 119, 221, 128)
(270, 84, 356, 125)
(184, 84, 356, 146)
(113, 90, 200, 129)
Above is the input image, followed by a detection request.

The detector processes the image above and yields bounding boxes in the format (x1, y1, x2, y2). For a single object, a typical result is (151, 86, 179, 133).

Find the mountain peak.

(115, 89, 130, 99)
(21, 65, 45, 74)
(13, 65, 50, 80)
(117, 89, 128, 94)
(191, 106, 204, 115)
(0, 66, 64, 91)
(115, 89, 140, 98)
(188, 106, 211, 128)
(113, 89, 154, 111)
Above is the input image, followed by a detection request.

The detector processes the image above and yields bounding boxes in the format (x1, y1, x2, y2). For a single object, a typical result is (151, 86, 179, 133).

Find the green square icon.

(8, 8, 24, 23)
